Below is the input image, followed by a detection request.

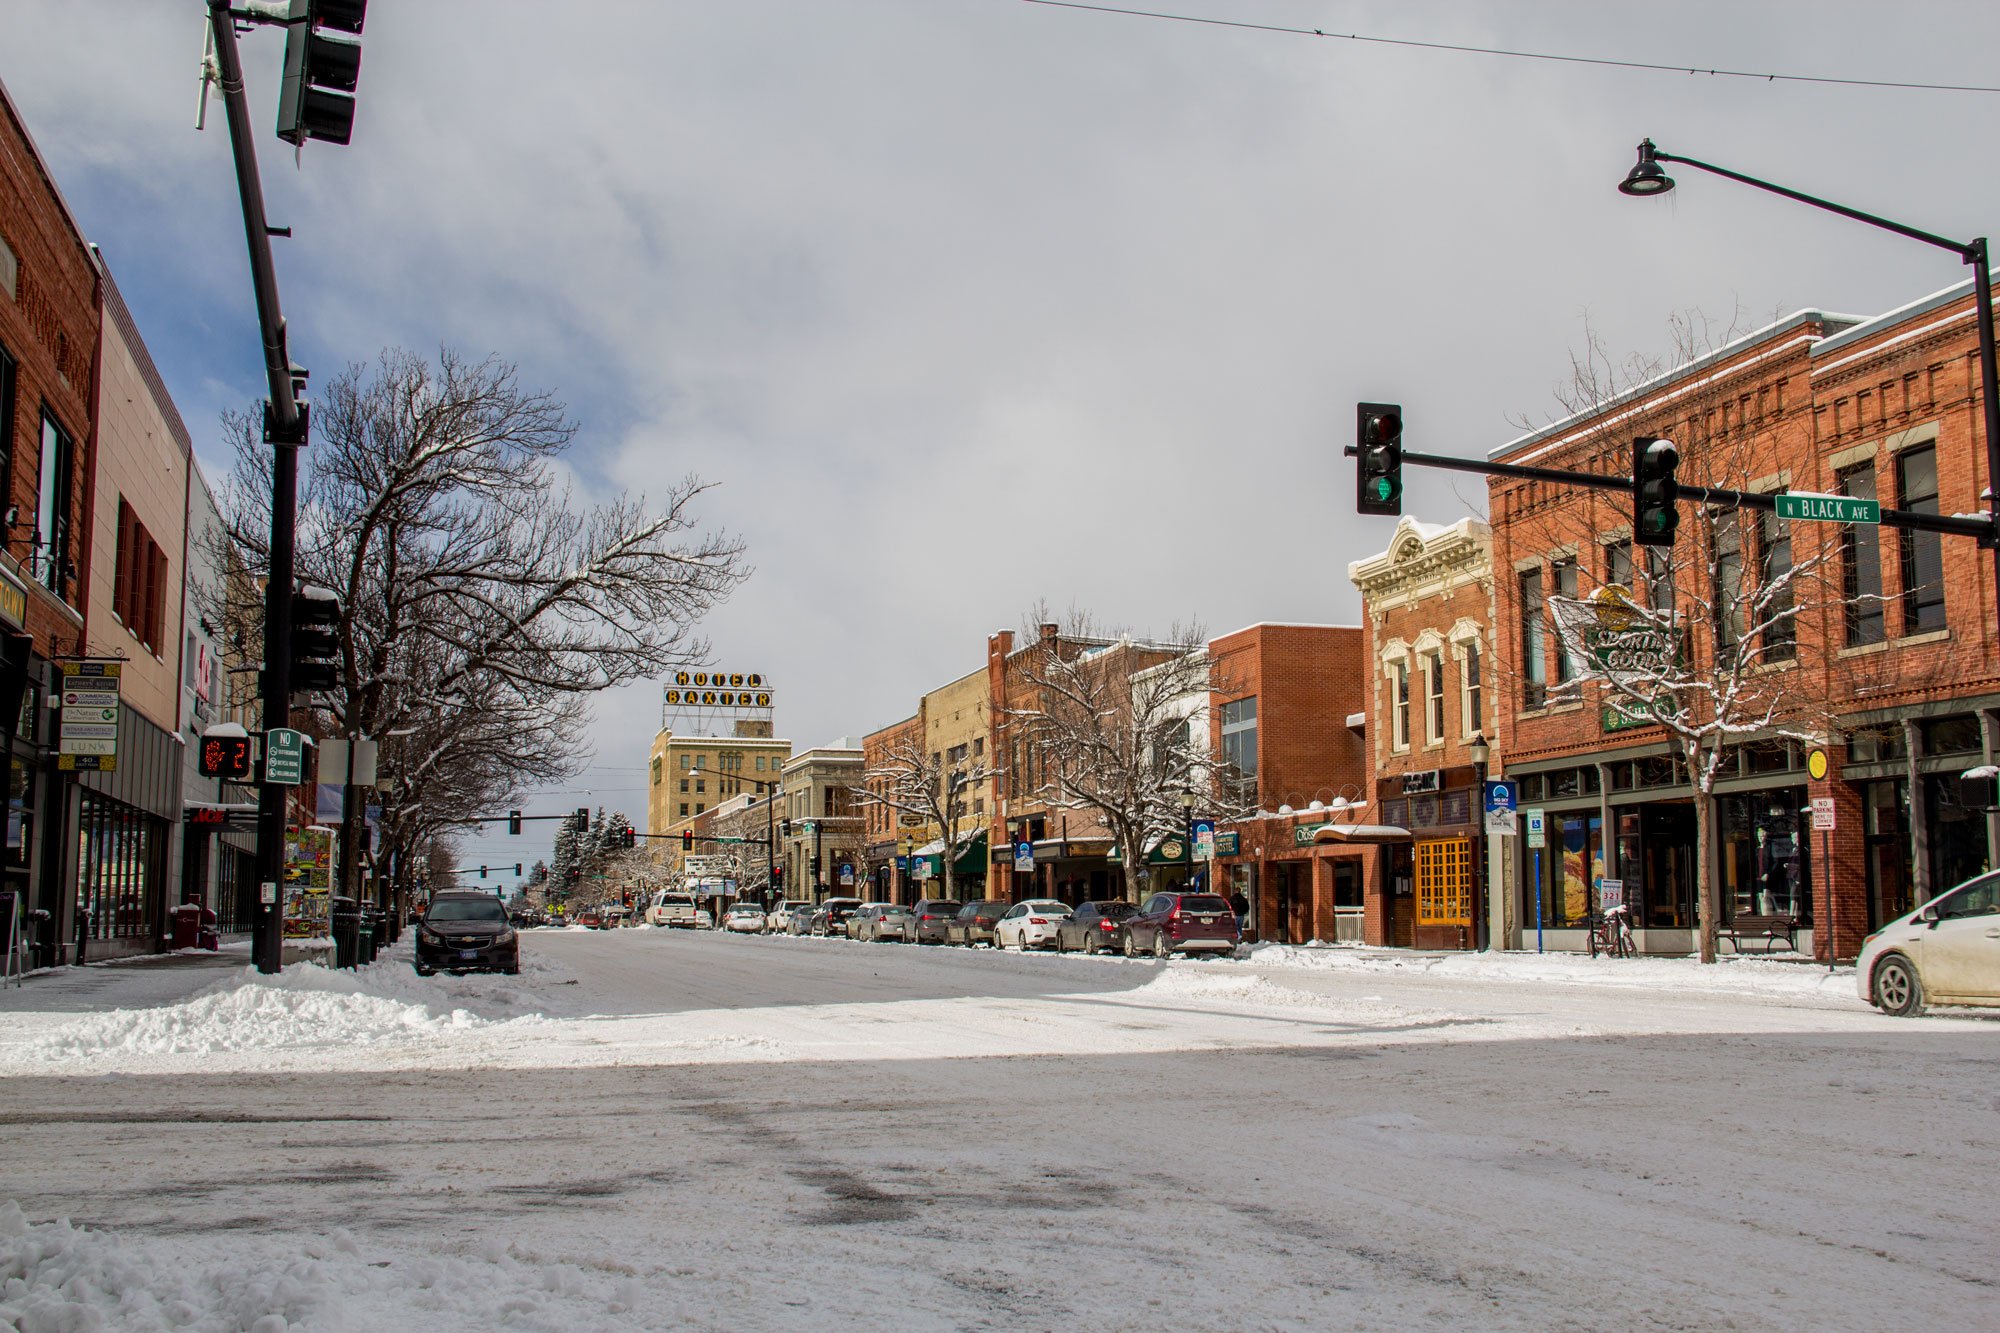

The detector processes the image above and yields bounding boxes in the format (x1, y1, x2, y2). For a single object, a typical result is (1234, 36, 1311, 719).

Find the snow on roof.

(1811, 276, 1984, 359)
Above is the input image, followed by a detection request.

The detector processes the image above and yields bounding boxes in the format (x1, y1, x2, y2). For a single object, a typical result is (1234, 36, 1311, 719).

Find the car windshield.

(1090, 902, 1136, 918)
(973, 903, 1007, 919)
(1178, 895, 1233, 913)
(428, 899, 506, 922)
(1022, 901, 1068, 912)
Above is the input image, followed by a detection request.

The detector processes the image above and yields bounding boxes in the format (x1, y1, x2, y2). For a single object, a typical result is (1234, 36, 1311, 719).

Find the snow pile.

(1239, 941, 1861, 1003)
(13, 948, 566, 1066)
(0, 1203, 650, 1331)
(1130, 965, 1479, 1028)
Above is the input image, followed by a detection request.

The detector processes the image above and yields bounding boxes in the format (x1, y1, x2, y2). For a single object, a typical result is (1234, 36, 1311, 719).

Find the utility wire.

(1019, 1, 2000, 95)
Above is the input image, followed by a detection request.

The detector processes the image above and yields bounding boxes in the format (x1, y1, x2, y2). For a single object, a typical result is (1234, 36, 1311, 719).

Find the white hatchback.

(723, 903, 768, 934)
(1858, 872, 2000, 1016)
(995, 900, 1072, 951)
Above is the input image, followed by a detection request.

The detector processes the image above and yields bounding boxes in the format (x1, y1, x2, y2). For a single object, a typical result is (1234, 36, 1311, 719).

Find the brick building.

(1199, 623, 1371, 942)
(859, 713, 921, 901)
(1349, 518, 1501, 949)
(2, 81, 106, 963)
(1487, 280, 1998, 959)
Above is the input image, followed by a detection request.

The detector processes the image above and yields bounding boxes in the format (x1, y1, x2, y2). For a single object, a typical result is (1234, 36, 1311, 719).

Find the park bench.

(1721, 913, 1799, 954)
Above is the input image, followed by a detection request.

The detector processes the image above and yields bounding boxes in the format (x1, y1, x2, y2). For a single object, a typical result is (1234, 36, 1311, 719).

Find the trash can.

(196, 905, 221, 952)
(170, 903, 204, 951)
(332, 899, 361, 970)
(356, 915, 375, 965)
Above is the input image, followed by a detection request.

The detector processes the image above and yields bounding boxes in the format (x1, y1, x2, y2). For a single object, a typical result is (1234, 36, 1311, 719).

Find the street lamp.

(1618, 138, 2000, 652)
(1467, 731, 1490, 952)
(1179, 789, 1198, 891)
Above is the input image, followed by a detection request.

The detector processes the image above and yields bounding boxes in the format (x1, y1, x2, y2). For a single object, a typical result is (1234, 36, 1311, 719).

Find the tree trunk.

(1694, 781, 1718, 964)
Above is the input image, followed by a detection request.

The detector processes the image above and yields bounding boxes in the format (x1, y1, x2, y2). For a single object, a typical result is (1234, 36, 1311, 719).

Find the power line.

(1018, 1, 2000, 95)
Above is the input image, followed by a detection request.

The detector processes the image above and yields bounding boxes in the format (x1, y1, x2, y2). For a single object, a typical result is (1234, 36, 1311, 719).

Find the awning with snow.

(1309, 823, 1411, 845)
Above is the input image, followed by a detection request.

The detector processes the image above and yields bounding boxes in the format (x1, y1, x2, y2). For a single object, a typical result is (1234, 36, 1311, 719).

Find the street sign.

(1600, 878, 1625, 910)
(1810, 797, 1836, 831)
(1524, 807, 1546, 849)
(1014, 841, 1033, 873)
(1483, 779, 1518, 814)
(264, 728, 307, 785)
(58, 662, 121, 772)
(1776, 491, 1879, 525)
(1190, 818, 1216, 859)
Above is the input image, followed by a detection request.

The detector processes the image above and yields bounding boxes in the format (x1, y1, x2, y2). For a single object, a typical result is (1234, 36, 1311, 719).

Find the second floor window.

(1520, 569, 1546, 709)
(1897, 445, 1945, 634)
(1392, 661, 1411, 750)
(1462, 642, 1483, 734)
(1605, 539, 1633, 593)
(1840, 463, 1884, 646)
(1220, 697, 1257, 787)
(1757, 506, 1795, 661)
(1713, 509, 1745, 665)
(35, 412, 74, 601)
(1425, 652, 1445, 742)
(1551, 560, 1579, 687)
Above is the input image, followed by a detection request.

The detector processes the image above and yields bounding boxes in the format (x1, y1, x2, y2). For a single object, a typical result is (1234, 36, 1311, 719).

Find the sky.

(4, 0, 1998, 871)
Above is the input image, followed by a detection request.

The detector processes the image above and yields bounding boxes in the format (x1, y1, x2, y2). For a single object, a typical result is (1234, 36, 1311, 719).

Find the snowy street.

(1, 930, 1996, 1330)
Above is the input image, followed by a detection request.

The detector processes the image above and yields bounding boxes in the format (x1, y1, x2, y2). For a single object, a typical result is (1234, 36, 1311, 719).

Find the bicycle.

(1587, 904, 1635, 959)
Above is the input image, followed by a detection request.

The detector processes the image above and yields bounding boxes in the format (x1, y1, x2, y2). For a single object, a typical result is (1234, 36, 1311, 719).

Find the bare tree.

(1520, 311, 1847, 962)
(214, 348, 750, 903)
(851, 735, 999, 902)
(1005, 611, 1248, 901)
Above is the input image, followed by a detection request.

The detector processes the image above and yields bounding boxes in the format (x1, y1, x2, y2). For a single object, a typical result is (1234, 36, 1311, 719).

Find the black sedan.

(414, 893, 520, 975)
(1055, 900, 1137, 954)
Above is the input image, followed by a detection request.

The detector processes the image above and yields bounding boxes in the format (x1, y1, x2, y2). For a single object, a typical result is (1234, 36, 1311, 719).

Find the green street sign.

(265, 728, 307, 786)
(1775, 491, 1879, 524)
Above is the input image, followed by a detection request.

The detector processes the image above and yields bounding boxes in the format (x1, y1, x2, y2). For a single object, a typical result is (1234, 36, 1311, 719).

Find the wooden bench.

(1721, 913, 1799, 954)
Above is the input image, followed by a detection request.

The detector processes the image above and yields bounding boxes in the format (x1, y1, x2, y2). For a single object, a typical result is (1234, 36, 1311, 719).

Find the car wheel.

(1085, 932, 1100, 955)
(1122, 932, 1136, 958)
(1153, 932, 1170, 960)
(1872, 954, 1926, 1017)
(414, 965, 434, 977)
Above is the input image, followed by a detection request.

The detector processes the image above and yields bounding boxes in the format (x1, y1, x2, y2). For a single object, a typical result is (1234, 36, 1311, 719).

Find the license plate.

(457, 950, 479, 960)
(1195, 915, 1216, 923)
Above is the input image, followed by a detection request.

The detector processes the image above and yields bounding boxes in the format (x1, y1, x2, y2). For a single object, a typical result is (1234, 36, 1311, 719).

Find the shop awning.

(1309, 823, 1410, 844)
(1031, 835, 1112, 864)
(910, 830, 987, 875)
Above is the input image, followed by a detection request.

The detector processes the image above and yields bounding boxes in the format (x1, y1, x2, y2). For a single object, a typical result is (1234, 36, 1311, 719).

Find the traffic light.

(681, 830, 694, 851)
(1633, 436, 1681, 548)
(573, 807, 590, 832)
(479, 866, 487, 879)
(514, 863, 523, 876)
(508, 810, 522, 835)
(198, 727, 254, 780)
(771, 864, 784, 887)
(622, 828, 637, 849)
(289, 586, 342, 694)
(1356, 402, 1403, 516)
(276, 0, 365, 147)
(781, 818, 792, 839)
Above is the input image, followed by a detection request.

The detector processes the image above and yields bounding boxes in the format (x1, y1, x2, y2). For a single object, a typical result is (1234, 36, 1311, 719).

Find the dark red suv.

(1121, 892, 1240, 958)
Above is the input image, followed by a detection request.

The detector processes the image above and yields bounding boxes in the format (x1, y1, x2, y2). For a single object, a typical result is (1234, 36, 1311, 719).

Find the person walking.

(1228, 888, 1251, 937)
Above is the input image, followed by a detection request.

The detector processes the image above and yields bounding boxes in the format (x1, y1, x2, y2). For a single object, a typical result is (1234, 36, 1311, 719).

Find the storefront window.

(1918, 714, 1980, 756)
(1864, 781, 1912, 928)
(1924, 772, 1991, 893)
(1717, 789, 1811, 924)
(78, 791, 160, 941)
(6, 753, 31, 875)
(1529, 814, 1600, 928)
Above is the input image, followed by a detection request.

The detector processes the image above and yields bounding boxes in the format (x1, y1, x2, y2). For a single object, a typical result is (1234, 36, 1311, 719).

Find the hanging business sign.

(58, 661, 121, 772)
(1014, 840, 1034, 873)
(0, 569, 26, 630)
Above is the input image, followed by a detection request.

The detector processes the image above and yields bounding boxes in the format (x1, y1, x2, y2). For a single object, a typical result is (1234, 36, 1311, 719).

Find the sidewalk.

(0, 940, 332, 1017)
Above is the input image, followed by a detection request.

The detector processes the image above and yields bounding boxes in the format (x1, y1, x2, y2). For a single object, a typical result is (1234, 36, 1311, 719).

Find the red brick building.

(1349, 518, 1498, 949)
(1204, 624, 1372, 942)
(1488, 281, 1999, 959)
(2, 81, 105, 961)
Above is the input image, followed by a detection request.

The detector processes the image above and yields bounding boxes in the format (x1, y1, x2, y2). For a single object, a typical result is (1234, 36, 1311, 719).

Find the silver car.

(847, 902, 915, 942)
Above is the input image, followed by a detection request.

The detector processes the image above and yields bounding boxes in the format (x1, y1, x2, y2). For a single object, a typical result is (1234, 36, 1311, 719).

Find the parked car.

(599, 905, 629, 929)
(646, 892, 707, 928)
(809, 898, 866, 937)
(1055, 900, 1137, 954)
(414, 892, 520, 976)
(910, 899, 965, 945)
(1120, 892, 1241, 958)
(945, 900, 1009, 947)
(848, 903, 915, 942)
(576, 906, 603, 929)
(723, 902, 767, 933)
(995, 900, 1072, 951)
(765, 901, 811, 933)
(1859, 871, 2000, 1016)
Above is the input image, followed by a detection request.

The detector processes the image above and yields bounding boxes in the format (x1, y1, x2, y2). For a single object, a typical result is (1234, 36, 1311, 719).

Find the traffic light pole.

(1344, 445, 1996, 542)
(207, 2, 308, 976)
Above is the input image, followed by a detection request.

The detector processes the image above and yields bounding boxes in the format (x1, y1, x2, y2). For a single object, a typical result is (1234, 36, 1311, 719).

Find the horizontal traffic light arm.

(1343, 444, 1996, 543)
(650, 831, 775, 848)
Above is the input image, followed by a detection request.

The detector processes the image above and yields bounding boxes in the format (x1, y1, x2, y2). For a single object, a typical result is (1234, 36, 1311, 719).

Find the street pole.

(1621, 140, 2000, 655)
(207, 2, 306, 976)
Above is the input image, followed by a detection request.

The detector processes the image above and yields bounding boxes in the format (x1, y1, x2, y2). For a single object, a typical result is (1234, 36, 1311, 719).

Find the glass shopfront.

(1530, 813, 1602, 928)
(1717, 787, 1811, 924)
(1923, 771, 1992, 894)
(1864, 780, 1913, 929)
(77, 791, 163, 943)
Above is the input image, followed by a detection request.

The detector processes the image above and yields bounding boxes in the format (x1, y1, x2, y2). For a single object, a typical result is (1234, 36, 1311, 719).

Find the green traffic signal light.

(1355, 402, 1403, 516)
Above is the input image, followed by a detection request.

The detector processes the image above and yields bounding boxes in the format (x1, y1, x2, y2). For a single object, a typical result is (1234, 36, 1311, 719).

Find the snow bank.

(1130, 965, 1479, 1028)
(12, 947, 564, 1066)
(1236, 941, 1860, 1003)
(0, 1202, 650, 1332)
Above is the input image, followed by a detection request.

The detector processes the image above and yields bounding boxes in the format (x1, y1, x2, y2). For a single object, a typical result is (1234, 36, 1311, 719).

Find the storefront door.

(1864, 781, 1914, 928)
(1640, 803, 1695, 929)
